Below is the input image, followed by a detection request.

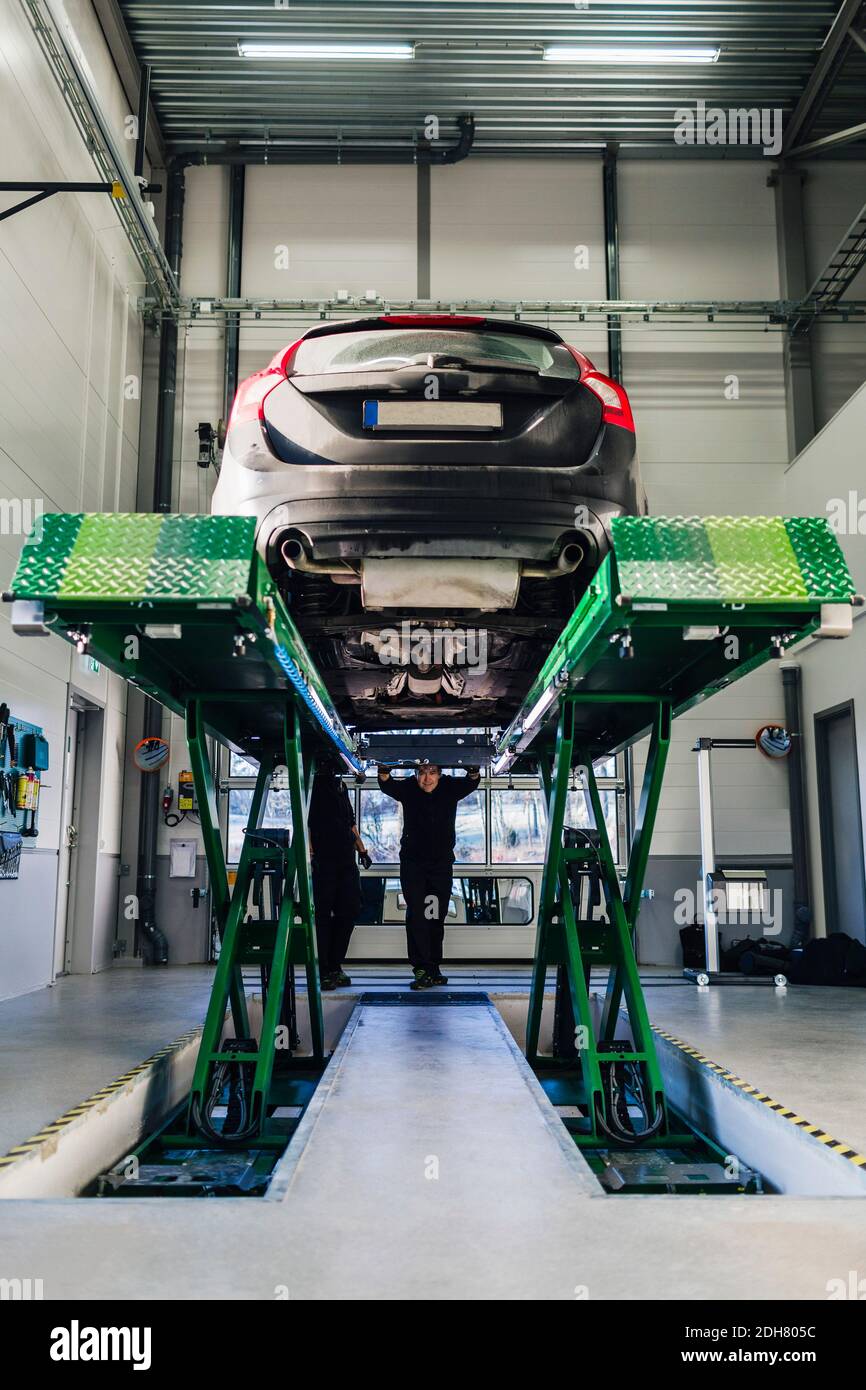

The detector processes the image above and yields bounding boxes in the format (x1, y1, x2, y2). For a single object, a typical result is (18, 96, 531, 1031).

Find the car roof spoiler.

(300, 315, 564, 344)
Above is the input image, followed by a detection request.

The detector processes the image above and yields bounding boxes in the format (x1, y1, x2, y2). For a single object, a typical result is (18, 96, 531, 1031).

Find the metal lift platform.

(4, 511, 855, 1196)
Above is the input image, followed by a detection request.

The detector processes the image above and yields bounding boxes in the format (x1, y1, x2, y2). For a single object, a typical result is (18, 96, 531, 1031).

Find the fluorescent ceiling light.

(543, 45, 720, 64)
(238, 42, 414, 61)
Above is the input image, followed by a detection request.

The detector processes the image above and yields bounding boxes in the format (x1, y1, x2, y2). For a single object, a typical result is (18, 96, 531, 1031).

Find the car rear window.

(291, 329, 581, 378)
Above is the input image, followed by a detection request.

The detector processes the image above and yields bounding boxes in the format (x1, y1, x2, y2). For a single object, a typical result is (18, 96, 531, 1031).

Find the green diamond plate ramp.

(11, 513, 256, 602)
(612, 515, 854, 603)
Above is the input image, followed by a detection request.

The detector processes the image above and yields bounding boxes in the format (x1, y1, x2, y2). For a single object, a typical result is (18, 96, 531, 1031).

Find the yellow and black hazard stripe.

(0, 1026, 203, 1170)
(652, 1025, 866, 1168)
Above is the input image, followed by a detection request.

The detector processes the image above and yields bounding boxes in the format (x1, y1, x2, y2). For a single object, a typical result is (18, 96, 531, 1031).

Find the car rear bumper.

(212, 437, 641, 569)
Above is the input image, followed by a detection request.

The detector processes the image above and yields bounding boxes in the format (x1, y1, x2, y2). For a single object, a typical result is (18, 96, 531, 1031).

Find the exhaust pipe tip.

(522, 539, 584, 581)
(281, 534, 305, 564)
(279, 530, 361, 581)
(558, 541, 584, 573)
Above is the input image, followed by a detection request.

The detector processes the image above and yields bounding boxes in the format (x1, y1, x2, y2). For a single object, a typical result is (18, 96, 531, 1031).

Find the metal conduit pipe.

(135, 160, 186, 965)
(176, 113, 475, 168)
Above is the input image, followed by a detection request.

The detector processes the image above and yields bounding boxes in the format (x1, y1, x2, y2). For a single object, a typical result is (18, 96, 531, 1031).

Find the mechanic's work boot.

(335, 969, 352, 986)
(320, 972, 338, 991)
(431, 969, 449, 985)
(410, 966, 434, 991)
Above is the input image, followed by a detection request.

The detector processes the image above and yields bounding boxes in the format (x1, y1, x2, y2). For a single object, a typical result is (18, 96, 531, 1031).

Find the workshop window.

(229, 752, 259, 777)
(454, 789, 486, 863)
(359, 782, 486, 865)
(227, 787, 293, 863)
(356, 874, 534, 925)
(491, 788, 619, 864)
(359, 787, 405, 862)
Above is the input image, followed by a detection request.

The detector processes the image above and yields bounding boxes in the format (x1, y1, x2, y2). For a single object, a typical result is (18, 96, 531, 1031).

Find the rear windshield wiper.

(422, 353, 543, 375)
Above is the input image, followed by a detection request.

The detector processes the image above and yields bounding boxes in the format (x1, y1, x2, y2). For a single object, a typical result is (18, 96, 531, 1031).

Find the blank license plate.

(362, 400, 502, 431)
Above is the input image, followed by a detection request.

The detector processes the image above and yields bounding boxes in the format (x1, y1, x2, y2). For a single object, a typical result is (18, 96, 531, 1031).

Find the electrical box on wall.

(18, 731, 49, 772)
(177, 770, 197, 814)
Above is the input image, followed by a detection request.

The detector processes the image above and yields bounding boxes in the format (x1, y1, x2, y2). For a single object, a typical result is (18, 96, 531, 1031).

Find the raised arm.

(376, 766, 408, 802)
(452, 767, 482, 802)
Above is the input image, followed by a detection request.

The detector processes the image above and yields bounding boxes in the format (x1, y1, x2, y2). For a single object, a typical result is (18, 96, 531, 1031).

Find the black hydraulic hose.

(595, 1064, 665, 1147)
(417, 113, 475, 165)
(190, 1039, 260, 1147)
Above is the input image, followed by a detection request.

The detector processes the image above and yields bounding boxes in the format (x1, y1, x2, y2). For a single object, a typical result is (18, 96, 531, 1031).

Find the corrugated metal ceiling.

(115, 1, 866, 157)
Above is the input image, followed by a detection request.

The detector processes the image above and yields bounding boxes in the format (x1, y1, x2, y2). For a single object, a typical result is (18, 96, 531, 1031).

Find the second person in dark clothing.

(377, 762, 481, 990)
(308, 762, 367, 990)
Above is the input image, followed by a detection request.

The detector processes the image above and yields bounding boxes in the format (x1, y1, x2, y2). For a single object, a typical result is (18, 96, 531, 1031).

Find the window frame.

(220, 751, 627, 873)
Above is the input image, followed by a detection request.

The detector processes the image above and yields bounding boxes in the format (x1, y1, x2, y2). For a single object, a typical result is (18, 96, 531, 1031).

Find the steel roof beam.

(789, 118, 866, 155)
(91, 0, 166, 168)
(783, 0, 864, 152)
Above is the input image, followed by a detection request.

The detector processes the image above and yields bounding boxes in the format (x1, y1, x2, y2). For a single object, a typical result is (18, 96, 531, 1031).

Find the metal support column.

(134, 158, 185, 964)
(417, 162, 431, 299)
(696, 737, 722, 975)
(153, 161, 185, 514)
(133, 62, 151, 182)
(223, 163, 245, 423)
(774, 168, 816, 456)
(602, 143, 622, 382)
(781, 662, 813, 946)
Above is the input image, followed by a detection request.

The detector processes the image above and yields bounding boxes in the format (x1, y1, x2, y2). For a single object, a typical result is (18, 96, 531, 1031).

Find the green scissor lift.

(5, 512, 855, 1192)
(9, 513, 366, 1181)
(492, 515, 855, 1160)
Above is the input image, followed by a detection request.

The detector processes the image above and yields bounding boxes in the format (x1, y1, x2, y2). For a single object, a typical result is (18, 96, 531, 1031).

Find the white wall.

(783, 381, 866, 937)
(619, 161, 789, 516)
(615, 163, 791, 869)
(0, 0, 145, 997)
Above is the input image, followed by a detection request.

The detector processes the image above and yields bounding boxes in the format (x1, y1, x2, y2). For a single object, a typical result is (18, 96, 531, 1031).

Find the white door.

(52, 705, 81, 978)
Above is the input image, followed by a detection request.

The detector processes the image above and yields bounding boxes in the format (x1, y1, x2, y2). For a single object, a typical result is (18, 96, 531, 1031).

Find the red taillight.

(566, 346, 635, 433)
(228, 338, 303, 430)
(227, 368, 283, 430)
(379, 314, 486, 327)
(268, 339, 304, 374)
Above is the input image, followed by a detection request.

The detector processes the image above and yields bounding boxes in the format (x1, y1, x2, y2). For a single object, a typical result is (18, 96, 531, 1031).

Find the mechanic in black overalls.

(308, 760, 366, 990)
(377, 762, 481, 990)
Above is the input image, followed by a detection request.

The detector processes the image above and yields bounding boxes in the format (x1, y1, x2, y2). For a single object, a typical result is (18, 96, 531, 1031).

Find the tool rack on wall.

(0, 702, 49, 879)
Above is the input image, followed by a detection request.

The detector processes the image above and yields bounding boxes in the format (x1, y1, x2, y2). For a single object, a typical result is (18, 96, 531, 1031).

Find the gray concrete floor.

(0, 966, 215, 1154)
(643, 980, 866, 1157)
(2, 965, 866, 1299)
